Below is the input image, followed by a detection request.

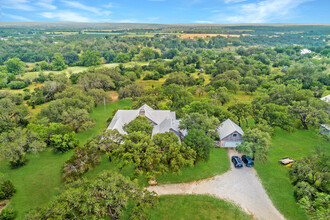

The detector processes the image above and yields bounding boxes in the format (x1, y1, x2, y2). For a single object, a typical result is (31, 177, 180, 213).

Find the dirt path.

(147, 149, 285, 220)
(109, 91, 118, 102)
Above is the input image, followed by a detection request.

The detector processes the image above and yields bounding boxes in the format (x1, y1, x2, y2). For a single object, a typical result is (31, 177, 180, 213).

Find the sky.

(0, 0, 329, 24)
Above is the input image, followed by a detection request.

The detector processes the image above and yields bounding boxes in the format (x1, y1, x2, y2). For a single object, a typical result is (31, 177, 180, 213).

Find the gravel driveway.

(147, 149, 285, 220)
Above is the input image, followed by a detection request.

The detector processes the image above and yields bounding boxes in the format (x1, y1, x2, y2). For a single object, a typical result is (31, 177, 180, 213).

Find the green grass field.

(255, 129, 330, 220)
(22, 61, 150, 81)
(0, 99, 132, 219)
(157, 148, 230, 184)
(146, 195, 252, 220)
(76, 99, 132, 146)
(0, 149, 72, 219)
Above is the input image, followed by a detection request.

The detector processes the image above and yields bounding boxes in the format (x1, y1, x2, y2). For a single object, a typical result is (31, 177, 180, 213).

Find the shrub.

(0, 180, 16, 200)
(123, 116, 153, 135)
(49, 132, 79, 153)
(62, 147, 101, 183)
(7, 81, 27, 90)
(0, 82, 6, 89)
(0, 207, 16, 220)
(143, 72, 160, 80)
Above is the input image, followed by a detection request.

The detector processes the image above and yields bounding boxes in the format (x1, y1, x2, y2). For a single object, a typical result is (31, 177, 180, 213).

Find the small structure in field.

(217, 119, 244, 148)
(107, 104, 186, 139)
(300, 48, 312, 55)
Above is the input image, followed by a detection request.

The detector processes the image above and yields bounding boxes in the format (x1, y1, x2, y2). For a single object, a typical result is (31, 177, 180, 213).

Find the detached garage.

(217, 119, 244, 148)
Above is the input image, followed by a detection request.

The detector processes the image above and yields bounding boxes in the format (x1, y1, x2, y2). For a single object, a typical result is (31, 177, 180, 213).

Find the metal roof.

(321, 95, 330, 103)
(320, 124, 330, 131)
(218, 119, 244, 140)
(107, 104, 183, 137)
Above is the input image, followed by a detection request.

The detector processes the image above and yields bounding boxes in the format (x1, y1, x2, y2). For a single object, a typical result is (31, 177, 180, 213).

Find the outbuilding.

(217, 119, 244, 148)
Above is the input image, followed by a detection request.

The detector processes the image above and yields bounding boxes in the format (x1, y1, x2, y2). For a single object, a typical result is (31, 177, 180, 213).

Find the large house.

(321, 94, 330, 104)
(107, 104, 186, 139)
(319, 124, 330, 135)
(217, 119, 244, 148)
(320, 95, 330, 135)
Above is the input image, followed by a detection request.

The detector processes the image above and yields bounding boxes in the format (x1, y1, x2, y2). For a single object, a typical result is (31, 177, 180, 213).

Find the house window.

(233, 133, 237, 137)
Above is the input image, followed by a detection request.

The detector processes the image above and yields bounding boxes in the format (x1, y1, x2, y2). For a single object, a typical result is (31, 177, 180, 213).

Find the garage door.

(224, 142, 241, 148)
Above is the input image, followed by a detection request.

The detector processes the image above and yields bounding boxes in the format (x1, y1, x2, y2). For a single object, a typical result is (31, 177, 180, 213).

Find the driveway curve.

(147, 149, 285, 220)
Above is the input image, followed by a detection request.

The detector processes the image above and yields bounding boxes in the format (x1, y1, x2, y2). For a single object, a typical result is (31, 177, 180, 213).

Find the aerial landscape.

(0, 0, 329, 220)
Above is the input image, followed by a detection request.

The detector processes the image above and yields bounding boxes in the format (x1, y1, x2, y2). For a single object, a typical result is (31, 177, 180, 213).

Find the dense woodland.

(0, 24, 329, 219)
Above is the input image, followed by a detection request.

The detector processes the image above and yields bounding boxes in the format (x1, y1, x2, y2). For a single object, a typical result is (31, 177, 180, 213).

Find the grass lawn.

(255, 129, 330, 220)
(0, 149, 72, 219)
(76, 99, 132, 146)
(157, 148, 230, 184)
(146, 195, 252, 220)
(0, 99, 132, 219)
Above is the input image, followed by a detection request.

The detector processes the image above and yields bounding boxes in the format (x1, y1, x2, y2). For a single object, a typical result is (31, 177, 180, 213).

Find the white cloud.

(40, 11, 90, 22)
(221, 0, 310, 23)
(61, 0, 98, 14)
(61, 0, 111, 16)
(2, 0, 35, 11)
(2, 13, 32, 21)
(36, 0, 57, 10)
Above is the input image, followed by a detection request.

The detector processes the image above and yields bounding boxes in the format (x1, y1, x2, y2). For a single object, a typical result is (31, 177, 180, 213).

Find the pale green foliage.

(0, 128, 46, 167)
(228, 102, 251, 126)
(61, 107, 95, 133)
(0, 97, 29, 133)
(49, 132, 79, 153)
(236, 128, 271, 162)
(78, 73, 115, 91)
(180, 112, 220, 139)
(288, 150, 329, 218)
(111, 132, 195, 180)
(290, 100, 329, 129)
(123, 116, 153, 135)
(25, 171, 157, 219)
(79, 50, 101, 66)
(184, 129, 214, 163)
(209, 87, 231, 105)
(162, 84, 193, 111)
(118, 83, 144, 99)
(87, 129, 125, 152)
(62, 147, 101, 183)
(139, 47, 156, 61)
(51, 53, 68, 71)
(4, 58, 25, 75)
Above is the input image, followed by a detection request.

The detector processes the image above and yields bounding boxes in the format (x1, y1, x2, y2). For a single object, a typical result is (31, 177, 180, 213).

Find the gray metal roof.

(321, 95, 330, 103)
(218, 119, 244, 140)
(320, 124, 330, 131)
(107, 104, 183, 137)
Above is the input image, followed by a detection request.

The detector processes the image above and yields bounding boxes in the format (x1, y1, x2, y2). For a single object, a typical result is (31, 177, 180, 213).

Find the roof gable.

(218, 119, 244, 140)
(321, 95, 330, 103)
(107, 104, 183, 137)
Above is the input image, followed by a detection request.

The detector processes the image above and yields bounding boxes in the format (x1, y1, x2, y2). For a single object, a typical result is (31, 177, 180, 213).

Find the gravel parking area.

(147, 149, 285, 220)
